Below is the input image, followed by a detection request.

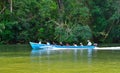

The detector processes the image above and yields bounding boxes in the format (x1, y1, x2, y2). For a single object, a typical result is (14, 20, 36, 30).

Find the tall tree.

(57, 0, 64, 23)
(9, 0, 12, 13)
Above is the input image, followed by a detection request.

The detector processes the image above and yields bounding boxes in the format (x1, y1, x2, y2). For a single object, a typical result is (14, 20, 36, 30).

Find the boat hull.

(29, 42, 95, 50)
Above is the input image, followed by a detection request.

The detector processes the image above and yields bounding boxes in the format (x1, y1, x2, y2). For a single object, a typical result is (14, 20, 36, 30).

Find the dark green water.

(0, 45, 120, 73)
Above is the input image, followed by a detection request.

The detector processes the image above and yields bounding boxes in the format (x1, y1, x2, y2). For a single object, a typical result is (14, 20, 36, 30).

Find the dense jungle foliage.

(0, 0, 120, 44)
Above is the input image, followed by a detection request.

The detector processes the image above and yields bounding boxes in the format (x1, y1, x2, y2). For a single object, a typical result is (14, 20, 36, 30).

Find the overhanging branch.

(0, 7, 6, 14)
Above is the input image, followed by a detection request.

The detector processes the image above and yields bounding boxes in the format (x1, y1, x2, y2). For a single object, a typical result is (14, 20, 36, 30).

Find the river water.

(0, 45, 120, 73)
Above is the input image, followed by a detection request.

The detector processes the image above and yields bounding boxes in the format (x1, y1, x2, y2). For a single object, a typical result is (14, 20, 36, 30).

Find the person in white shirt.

(73, 43, 77, 47)
(47, 42, 50, 45)
(87, 40, 92, 46)
(39, 41, 41, 44)
(80, 43, 83, 46)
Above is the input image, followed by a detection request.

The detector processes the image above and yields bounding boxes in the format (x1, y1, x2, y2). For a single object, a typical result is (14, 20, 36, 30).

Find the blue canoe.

(29, 42, 95, 50)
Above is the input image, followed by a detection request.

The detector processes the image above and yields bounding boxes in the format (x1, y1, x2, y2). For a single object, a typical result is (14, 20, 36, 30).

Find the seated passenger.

(80, 43, 83, 46)
(59, 42, 63, 46)
(39, 41, 41, 44)
(94, 43, 98, 46)
(87, 40, 92, 46)
(73, 43, 77, 47)
(47, 42, 50, 45)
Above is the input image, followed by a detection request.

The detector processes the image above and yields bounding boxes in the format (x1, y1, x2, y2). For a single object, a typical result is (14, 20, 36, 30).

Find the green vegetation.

(0, 0, 120, 44)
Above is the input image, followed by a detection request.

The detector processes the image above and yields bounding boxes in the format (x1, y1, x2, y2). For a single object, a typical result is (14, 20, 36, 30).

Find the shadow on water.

(0, 44, 31, 57)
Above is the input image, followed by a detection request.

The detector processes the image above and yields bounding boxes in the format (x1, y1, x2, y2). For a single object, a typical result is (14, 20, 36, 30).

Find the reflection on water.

(88, 49, 93, 64)
(1, 45, 120, 73)
(74, 49, 78, 62)
(31, 49, 93, 64)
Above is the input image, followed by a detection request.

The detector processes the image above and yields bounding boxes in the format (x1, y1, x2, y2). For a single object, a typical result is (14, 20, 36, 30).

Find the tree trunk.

(10, 0, 12, 13)
(7, 0, 12, 12)
(57, 0, 64, 24)
(0, 7, 6, 14)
